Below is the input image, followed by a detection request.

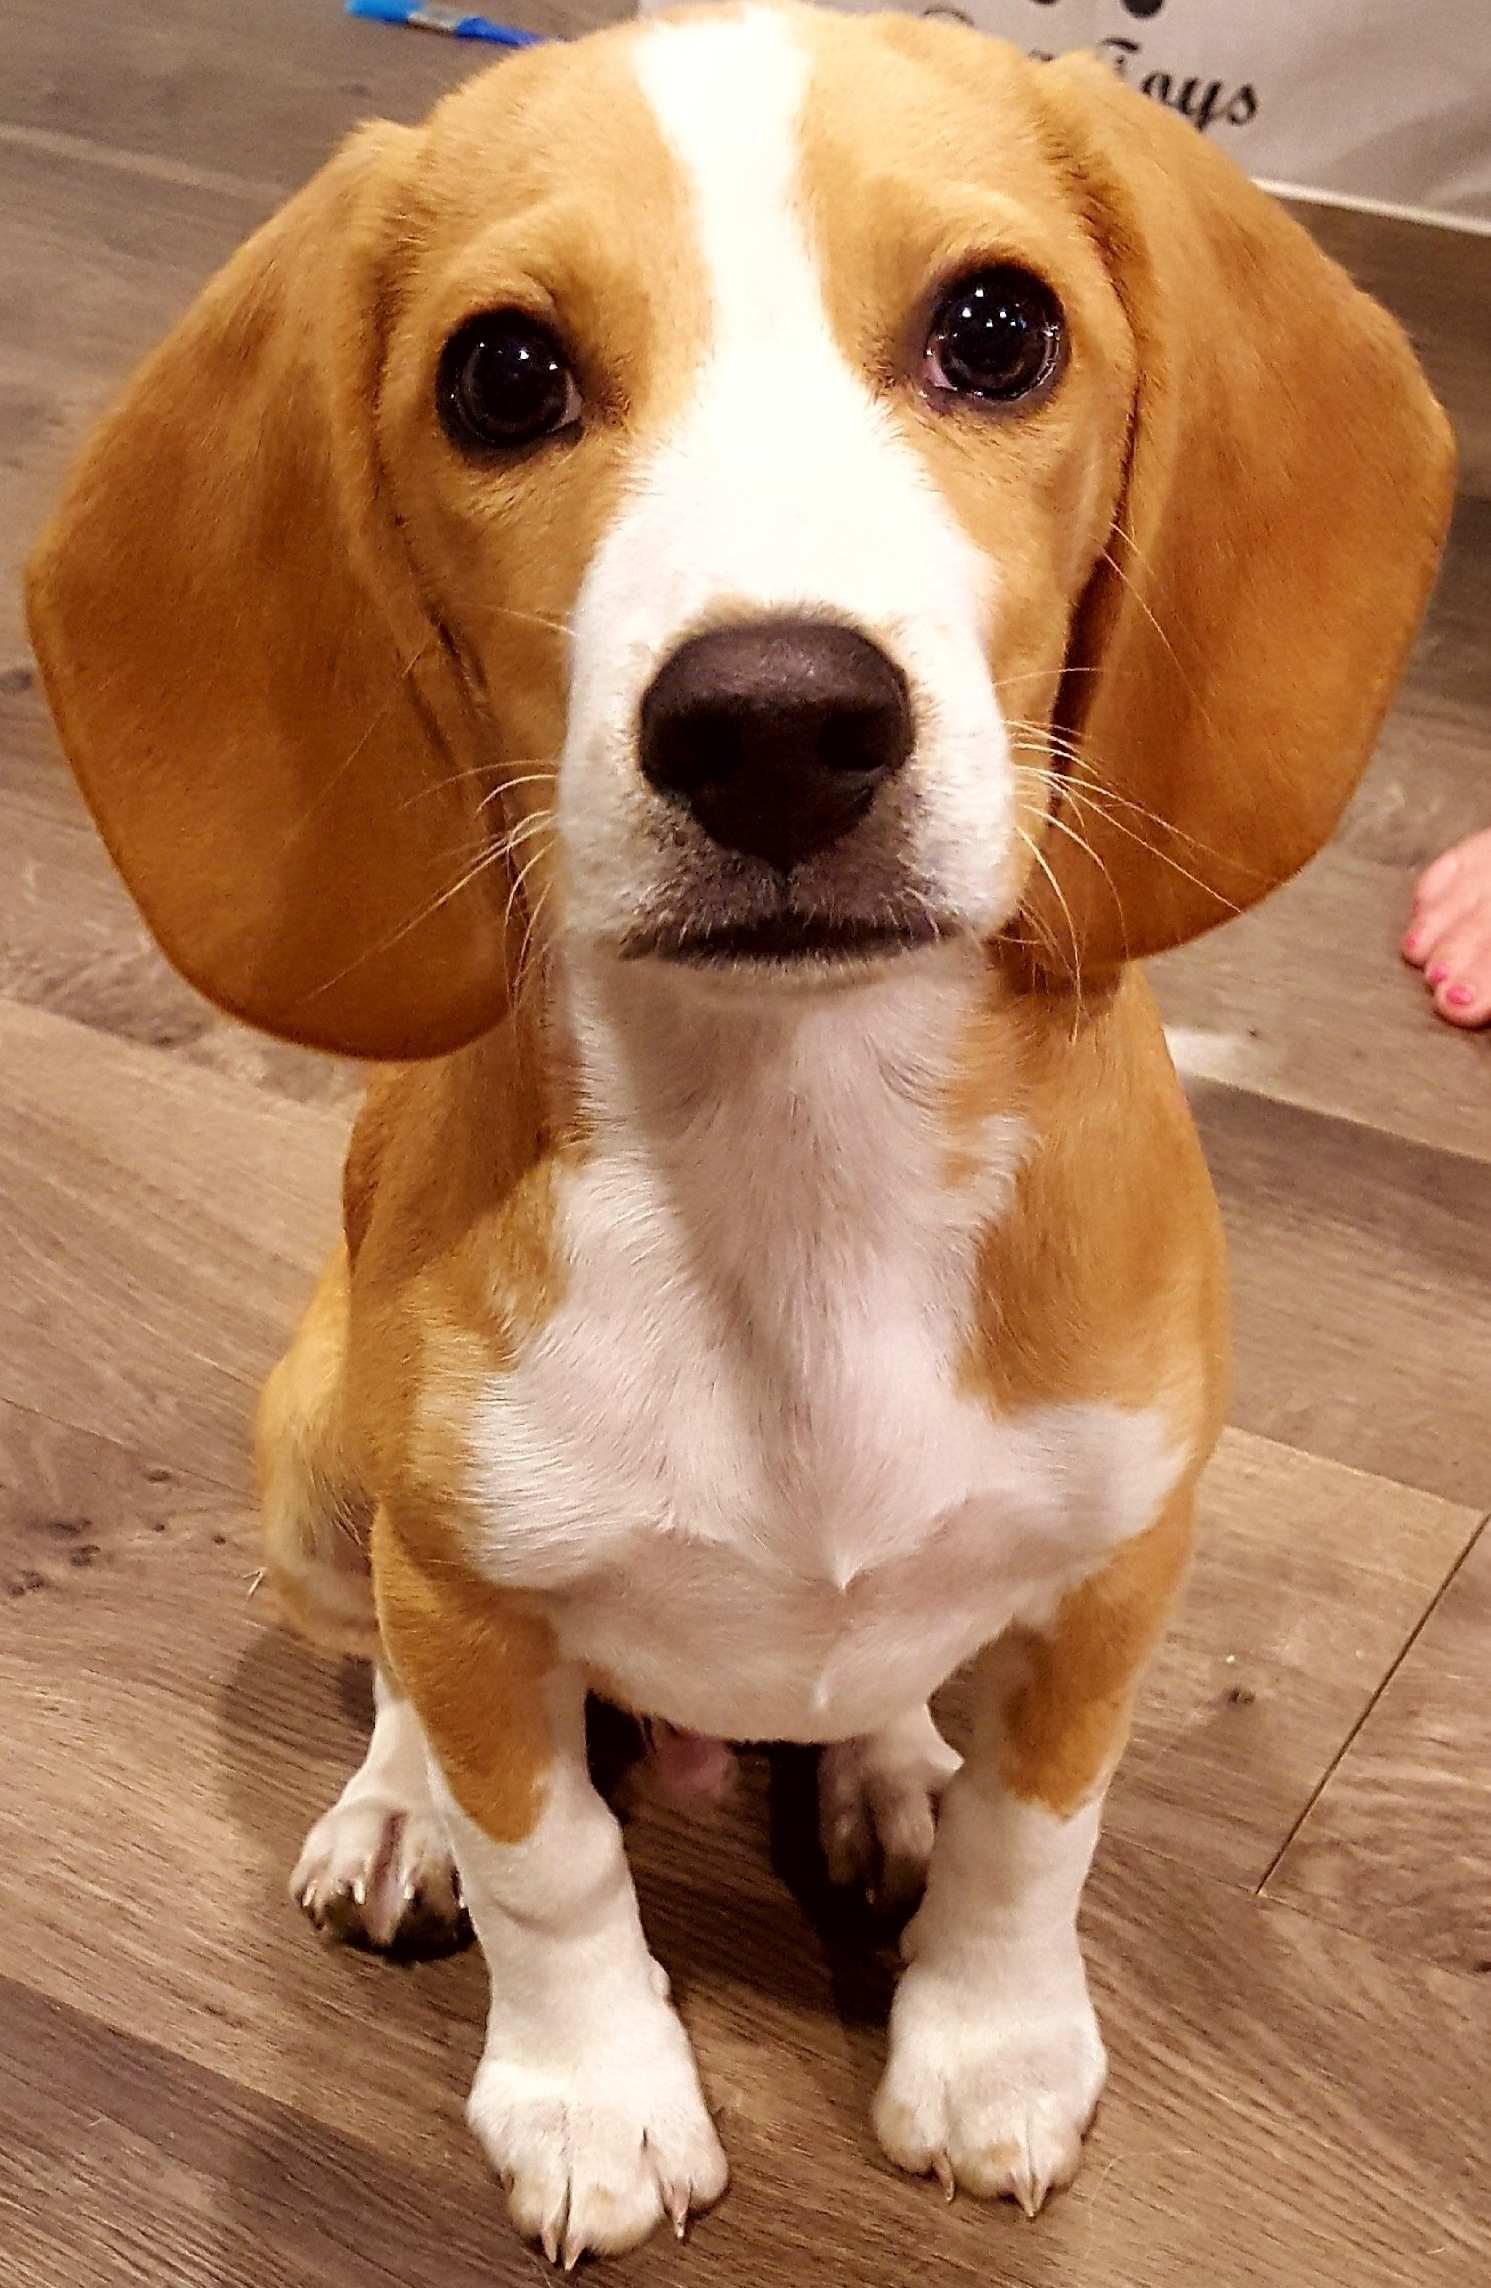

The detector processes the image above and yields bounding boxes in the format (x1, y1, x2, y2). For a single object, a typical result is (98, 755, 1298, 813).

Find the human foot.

(1403, 830, 1491, 1026)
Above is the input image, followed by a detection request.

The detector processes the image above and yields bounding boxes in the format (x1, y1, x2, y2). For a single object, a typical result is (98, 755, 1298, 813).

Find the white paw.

(469, 2002, 728, 2266)
(874, 1959, 1107, 2213)
(292, 1796, 464, 1953)
(819, 1712, 962, 1909)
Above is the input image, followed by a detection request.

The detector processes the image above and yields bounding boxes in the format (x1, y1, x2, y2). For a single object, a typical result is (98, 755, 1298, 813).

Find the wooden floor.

(2, 6, 1490, 2283)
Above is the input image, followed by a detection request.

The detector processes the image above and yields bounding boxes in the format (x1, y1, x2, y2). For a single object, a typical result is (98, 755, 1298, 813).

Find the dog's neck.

(544, 938, 1029, 1307)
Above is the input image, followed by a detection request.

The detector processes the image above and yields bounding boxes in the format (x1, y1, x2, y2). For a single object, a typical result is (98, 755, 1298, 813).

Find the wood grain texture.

(0, 0, 546, 194)
(5, 1896, 1489, 2288)
(1286, 198, 1491, 501)
(0, 999, 345, 1485)
(0, 1979, 541, 2288)
(1343, 495, 1491, 872)
(1267, 1523, 1491, 1975)
(1103, 1429, 1480, 1887)
(1189, 1077, 1491, 1507)
(0, 143, 273, 665)
(1153, 844, 1491, 1166)
(3, 3, 1491, 2281)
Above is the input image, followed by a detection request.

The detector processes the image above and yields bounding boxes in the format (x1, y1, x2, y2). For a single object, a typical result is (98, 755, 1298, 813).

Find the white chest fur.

(464, 948, 1180, 1742)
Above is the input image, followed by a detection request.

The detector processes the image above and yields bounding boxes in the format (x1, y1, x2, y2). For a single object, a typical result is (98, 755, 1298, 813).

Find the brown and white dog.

(28, 1, 1451, 2264)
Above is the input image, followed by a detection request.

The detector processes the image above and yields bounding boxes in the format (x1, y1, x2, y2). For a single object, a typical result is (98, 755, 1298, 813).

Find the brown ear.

(26, 125, 516, 1059)
(1021, 55, 1455, 968)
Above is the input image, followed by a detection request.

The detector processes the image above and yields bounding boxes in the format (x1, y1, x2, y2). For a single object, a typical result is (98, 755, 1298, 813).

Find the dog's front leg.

(874, 1486, 1195, 2213)
(373, 1511, 727, 2265)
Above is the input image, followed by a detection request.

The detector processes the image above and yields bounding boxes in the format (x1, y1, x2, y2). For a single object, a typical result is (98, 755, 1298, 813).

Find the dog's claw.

(292, 1798, 466, 1956)
(1011, 2161, 1044, 2219)
(932, 2151, 956, 2202)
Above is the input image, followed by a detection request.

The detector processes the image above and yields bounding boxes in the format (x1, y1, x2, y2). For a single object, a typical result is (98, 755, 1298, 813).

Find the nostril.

(650, 712, 744, 798)
(817, 703, 906, 780)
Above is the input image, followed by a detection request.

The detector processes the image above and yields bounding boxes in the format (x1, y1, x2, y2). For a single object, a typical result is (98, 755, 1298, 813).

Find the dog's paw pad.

(292, 1798, 466, 1954)
(819, 1721, 961, 1910)
(874, 1964, 1106, 2211)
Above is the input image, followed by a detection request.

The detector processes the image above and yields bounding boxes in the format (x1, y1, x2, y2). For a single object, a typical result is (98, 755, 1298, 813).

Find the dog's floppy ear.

(26, 125, 517, 1060)
(1021, 56, 1455, 968)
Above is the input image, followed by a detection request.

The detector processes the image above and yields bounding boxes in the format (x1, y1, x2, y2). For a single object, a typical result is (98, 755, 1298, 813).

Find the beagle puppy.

(27, 2, 1451, 2265)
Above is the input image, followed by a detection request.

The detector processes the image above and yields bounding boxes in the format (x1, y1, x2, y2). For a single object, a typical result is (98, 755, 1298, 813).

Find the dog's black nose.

(638, 619, 913, 873)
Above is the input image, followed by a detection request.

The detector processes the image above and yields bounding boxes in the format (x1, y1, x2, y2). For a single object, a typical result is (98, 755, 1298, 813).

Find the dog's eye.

(437, 312, 581, 452)
(923, 268, 1065, 406)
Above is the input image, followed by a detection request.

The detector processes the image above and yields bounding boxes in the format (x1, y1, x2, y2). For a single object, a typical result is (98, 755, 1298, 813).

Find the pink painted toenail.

(1445, 983, 1475, 1009)
(1404, 928, 1423, 953)
(1426, 963, 1449, 984)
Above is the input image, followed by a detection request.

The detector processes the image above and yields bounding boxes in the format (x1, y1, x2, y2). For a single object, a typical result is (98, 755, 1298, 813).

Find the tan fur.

(26, 6, 1450, 1875)
(263, 1037, 570, 1836)
(795, 11, 1135, 922)
(994, 1475, 1202, 1816)
(24, 22, 703, 1058)
(373, 1507, 556, 1846)
(255, 1243, 378, 1659)
(953, 964, 1230, 1435)
(795, 10, 1456, 969)
(938, 957, 1228, 1810)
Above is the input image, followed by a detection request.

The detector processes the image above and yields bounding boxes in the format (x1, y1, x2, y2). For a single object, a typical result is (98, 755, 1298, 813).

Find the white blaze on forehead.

(559, 6, 1017, 947)
(635, 8, 825, 359)
(626, 6, 995, 627)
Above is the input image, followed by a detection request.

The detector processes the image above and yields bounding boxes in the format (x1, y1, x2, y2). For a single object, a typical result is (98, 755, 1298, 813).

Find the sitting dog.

(28, 2, 1451, 2264)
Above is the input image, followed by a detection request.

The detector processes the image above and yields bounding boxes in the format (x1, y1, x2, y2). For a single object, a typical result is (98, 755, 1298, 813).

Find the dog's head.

(27, 4, 1453, 1057)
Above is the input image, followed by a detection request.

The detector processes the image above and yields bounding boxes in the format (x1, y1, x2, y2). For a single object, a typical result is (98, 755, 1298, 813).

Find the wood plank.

(1288, 199, 1491, 502)
(0, 1979, 539, 2288)
(0, 143, 275, 666)
(1337, 494, 1491, 878)
(1101, 1428, 1479, 1887)
(0, 1, 622, 190)
(1186, 1077, 1491, 1507)
(0, 137, 272, 384)
(2, 1022, 1477, 2265)
(1399, 494, 1491, 726)
(0, 0, 485, 195)
(0, 1396, 498, 2184)
(5, 1882, 1487, 2288)
(1153, 844, 1491, 1165)
(0, 999, 346, 1483)
(1343, 691, 1491, 884)
(1267, 1522, 1491, 1975)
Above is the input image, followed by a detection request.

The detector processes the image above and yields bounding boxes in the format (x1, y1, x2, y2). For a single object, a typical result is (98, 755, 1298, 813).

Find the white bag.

(643, 0, 1491, 226)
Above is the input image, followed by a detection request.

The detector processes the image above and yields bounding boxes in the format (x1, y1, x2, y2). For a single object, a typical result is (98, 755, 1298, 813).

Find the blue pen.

(346, 0, 546, 49)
